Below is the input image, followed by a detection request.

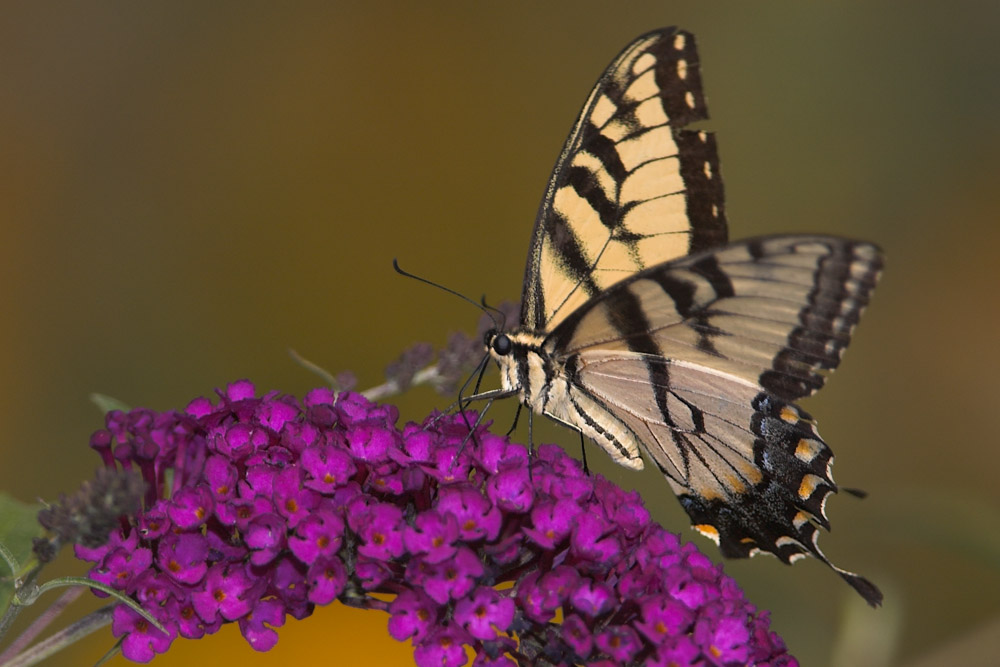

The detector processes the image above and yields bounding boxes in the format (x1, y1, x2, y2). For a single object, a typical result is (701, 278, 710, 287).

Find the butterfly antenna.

(479, 296, 508, 331)
(393, 259, 518, 468)
(393, 259, 499, 330)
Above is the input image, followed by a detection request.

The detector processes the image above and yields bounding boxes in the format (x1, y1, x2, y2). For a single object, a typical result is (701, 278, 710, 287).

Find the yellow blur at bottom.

(63, 602, 419, 666)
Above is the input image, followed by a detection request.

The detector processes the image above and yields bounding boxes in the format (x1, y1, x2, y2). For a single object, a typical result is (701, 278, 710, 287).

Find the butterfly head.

(480, 328, 512, 397)
(484, 329, 512, 358)
(484, 328, 549, 398)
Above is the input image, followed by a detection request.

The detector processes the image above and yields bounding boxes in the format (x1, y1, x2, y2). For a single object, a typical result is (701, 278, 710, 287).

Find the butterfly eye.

(491, 334, 512, 356)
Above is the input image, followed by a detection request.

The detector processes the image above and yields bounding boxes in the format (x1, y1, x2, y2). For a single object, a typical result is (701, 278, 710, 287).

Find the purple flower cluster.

(77, 380, 797, 665)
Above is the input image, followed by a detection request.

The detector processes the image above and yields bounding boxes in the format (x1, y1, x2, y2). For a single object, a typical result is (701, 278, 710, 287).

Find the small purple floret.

(453, 587, 514, 640)
(111, 605, 176, 663)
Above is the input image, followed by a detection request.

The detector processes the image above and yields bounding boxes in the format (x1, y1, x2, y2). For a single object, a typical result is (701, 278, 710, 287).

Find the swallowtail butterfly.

(482, 28, 883, 606)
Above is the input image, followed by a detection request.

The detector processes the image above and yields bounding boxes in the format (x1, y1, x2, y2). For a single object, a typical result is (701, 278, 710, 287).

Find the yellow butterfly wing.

(520, 28, 726, 333)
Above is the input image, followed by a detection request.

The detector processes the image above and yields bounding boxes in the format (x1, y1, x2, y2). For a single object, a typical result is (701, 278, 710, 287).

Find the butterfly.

(480, 27, 883, 606)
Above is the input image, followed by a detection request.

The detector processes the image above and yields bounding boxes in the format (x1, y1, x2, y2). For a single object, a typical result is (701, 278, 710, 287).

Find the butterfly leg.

(526, 411, 536, 481)
(527, 410, 534, 457)
(448, 398, 494, 473)
(578, 432, 590, 476)
(506, 403, 522, 437)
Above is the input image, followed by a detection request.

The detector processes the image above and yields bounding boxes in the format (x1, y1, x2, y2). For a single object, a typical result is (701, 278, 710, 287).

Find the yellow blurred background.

(2, 3, 998, 666)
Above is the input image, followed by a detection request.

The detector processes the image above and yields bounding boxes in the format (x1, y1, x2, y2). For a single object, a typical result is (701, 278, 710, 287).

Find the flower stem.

(0, 605, 112, 667)
(287, 348, 339, 387)
(0, 565, 41, 647)
(0, 588, 83, 664)
(362, 363, 444, 401)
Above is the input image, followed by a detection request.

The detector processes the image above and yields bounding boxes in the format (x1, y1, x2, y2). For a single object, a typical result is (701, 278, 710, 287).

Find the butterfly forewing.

(521, 28, 727, 333)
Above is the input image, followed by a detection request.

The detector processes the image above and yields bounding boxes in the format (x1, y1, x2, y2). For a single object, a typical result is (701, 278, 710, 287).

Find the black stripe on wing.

(758, 240, 883, 401)
(675, 129, 726, 254)
(600, 284, 682, 434)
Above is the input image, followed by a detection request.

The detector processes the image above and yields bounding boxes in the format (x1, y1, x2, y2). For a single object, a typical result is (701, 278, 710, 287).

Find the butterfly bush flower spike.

(75, 380, 796, 665)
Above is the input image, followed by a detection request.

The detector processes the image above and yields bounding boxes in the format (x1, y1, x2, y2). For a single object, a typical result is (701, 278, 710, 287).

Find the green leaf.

(89, 393, 131, 415)
(0, 493, 44, 613)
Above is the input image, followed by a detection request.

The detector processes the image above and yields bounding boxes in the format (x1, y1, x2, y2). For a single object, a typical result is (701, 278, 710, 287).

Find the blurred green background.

(2, 3, 998, 665)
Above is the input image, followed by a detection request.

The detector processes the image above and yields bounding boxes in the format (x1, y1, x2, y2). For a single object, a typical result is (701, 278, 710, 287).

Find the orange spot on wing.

(723, 474, 745, 494)
(795, 439, 820, 462)
(798, 475, 819, 499)
(694, 524, 720, 543)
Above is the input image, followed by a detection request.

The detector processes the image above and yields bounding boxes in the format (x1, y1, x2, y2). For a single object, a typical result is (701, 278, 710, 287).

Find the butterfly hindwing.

(521, 28, 728, 333)
(545, 236, 883, 604)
